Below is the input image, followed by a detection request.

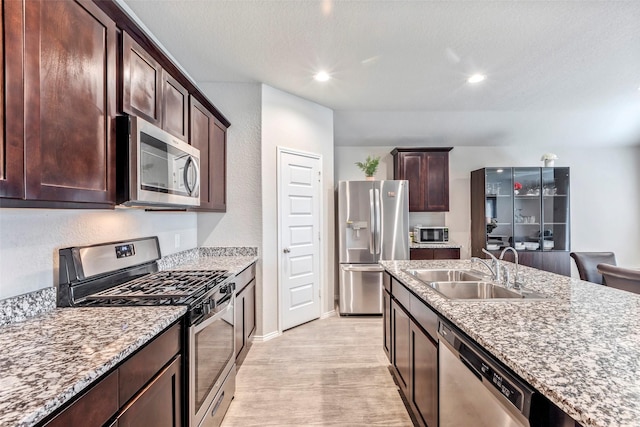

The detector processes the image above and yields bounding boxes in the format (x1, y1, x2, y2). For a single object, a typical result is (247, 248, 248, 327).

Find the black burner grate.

(84, 270, 228, 304)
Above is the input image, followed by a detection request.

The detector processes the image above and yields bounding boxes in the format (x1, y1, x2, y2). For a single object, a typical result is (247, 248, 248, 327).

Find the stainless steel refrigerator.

(338, 180, 409, 315)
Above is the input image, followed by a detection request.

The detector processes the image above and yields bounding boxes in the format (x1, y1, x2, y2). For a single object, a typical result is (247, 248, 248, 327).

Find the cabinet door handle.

(283, 248, 291, 254)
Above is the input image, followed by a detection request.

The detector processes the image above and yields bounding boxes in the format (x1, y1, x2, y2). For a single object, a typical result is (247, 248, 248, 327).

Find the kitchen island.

(381, 259, 640, 427)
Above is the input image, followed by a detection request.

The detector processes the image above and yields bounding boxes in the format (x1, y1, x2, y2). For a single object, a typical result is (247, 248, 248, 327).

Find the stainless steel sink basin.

(404, 269, 547, 300)
(429, 281, 523, 299)
(406, 269, 488, 283)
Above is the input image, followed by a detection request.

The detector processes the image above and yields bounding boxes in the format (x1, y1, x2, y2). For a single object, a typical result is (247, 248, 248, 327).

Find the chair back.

(570, 252, 616, 284)
(597, 264, 640, 295)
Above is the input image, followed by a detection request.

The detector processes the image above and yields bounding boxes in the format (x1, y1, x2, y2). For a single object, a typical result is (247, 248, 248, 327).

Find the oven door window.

(194, 300, 234, 412)
(140, 132, 198, 196)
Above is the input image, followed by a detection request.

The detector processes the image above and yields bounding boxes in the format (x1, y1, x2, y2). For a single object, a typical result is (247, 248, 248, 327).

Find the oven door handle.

(192, 297, 233, 333)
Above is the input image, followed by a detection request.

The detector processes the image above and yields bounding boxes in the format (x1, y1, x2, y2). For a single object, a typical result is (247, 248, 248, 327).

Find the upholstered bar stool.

(569, 252, 617, 284)
(597, 264, 640, 295)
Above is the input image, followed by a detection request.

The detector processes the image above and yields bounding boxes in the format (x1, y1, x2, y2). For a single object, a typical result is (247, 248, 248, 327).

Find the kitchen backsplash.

(157, 247, 258, 270)
(0, 288, 56, 327)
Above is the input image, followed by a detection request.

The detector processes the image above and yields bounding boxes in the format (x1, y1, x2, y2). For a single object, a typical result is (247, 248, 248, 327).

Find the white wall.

(196, 82, 262, 248)
(0, 208, 197, 299)
(261, 85, 335, 336)
(335, 145, 640, 273)
(195, 82, 267, 338)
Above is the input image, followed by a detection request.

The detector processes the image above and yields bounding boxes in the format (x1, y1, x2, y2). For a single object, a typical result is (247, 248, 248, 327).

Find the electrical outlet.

(174, 233, 181, 248)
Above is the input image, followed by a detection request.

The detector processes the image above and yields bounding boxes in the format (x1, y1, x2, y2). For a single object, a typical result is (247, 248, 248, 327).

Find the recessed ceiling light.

(468, 74, 486, 84)
(314, 71, 331, 82)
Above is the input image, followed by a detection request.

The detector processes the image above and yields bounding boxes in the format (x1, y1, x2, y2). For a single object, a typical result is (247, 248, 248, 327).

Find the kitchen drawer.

(234, 263, 256, 294)
(410, 295, 438, 341)
(383, 271, 391, 292)
(119, 323, 181, 406)
(391, 277, 412, 308)
(44, 370, 118, 427)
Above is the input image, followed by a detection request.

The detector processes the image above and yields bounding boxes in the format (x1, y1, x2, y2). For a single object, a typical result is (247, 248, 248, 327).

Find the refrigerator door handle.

(374, 188, 381, 255)
(341, 265, 385, 272)
(369, 188, 376, 255)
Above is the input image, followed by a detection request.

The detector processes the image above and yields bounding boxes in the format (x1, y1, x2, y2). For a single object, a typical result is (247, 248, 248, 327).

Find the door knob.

(283, 248, 291, 253)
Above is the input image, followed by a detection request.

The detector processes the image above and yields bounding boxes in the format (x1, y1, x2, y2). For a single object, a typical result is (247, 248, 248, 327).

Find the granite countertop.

(410, 241, 462, 249)
(0, 247, 259, 427)
(0, 306, 186, 427)
(157, 247, 258, 276)
(380, 259, 640, 427)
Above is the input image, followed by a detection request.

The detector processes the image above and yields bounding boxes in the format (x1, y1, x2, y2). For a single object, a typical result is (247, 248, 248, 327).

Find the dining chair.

(569, 252, 616, 285)
(597, 264, 640, 295)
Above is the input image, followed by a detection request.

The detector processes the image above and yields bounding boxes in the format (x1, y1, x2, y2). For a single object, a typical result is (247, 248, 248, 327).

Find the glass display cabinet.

(471, 167, 571, 276)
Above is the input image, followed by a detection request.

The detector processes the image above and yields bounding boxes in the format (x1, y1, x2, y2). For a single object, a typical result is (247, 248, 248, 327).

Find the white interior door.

(278, 149, 321, 331)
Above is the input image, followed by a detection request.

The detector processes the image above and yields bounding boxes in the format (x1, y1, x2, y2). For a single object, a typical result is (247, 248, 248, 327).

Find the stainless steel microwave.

(116, 116, 200, 207)
(414, 226, 449, 243)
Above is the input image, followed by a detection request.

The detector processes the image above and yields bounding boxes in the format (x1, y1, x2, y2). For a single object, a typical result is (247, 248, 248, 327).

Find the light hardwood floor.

(221, 315, 413, 426)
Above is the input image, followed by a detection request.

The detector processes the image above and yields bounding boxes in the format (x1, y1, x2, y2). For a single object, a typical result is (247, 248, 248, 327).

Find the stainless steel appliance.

(414, 226, 449, 243)
(438, 322, 534, 427)
(117, 115, 201, 207)
(338, 180, 409, 315)
(57, 237, 235, 427)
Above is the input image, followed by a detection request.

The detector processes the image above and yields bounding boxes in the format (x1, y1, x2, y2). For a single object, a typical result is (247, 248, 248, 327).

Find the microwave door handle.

(183, 156, 200, 196)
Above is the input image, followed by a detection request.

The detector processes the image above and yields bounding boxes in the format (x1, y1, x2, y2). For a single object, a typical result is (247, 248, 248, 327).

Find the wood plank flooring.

(221, 315, 413, 426)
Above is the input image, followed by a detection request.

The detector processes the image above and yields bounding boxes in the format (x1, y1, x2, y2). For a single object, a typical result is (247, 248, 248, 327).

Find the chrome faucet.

(471, 249, 502, 282)
(499, 246, 520, 289)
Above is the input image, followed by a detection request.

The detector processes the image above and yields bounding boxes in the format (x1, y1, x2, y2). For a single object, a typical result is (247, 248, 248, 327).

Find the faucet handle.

(501, 265, 511, 288)
(481, 248, 495, 258)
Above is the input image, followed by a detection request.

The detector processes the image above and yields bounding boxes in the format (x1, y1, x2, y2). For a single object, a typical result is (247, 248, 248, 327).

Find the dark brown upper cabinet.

(161, 71, 189, 141)
(392, 148, 452, 212)
(2, 0, 116, 207)
(1, 0, 25, 200)
(189, 96, 227, 212)
(121, 31, 162, 125)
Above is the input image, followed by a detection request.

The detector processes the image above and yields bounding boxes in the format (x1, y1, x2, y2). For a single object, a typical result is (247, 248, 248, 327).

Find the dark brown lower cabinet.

(41, 323, 182, 427)
(392, 299, 411, 394)
(411, 323, 438, 427)
(383, 288, 392, 362)
(387, 272, 439, 427)
(234, 264, 257, 366)
(410, 248, 461, 260)
(116, 355, 181, 427)
(44, 371, 119, 427)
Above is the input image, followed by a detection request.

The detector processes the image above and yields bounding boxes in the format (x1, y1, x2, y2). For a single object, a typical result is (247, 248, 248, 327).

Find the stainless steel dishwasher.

(438, 322, 534, 427)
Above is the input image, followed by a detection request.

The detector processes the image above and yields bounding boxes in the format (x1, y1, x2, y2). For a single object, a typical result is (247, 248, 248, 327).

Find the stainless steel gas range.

(57, 236, 236, 427)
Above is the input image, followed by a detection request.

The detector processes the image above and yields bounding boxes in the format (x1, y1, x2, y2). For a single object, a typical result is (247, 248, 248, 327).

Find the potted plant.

(355, 155, 380, 180)
(540, 153, 558, 167)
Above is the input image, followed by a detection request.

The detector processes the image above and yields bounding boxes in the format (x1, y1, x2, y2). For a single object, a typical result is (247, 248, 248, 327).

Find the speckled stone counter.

(410, 241, 462, 249)
(157, 247, 258, 276)
(380, 259, 640, 427)
(0, 306, 186, 427)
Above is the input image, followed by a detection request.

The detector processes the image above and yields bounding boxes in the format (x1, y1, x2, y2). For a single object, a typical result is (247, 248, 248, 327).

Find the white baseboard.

(321, 309, 336, 319)
(252, 330, 281, 342)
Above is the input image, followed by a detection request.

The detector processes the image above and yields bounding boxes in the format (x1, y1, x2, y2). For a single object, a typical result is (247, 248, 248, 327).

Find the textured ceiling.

(122, 0, 640, 147)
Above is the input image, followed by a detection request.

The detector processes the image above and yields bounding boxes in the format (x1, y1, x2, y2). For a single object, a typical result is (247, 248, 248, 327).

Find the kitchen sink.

(405, 268, 488, 283)
(404, 269, 548, 300)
